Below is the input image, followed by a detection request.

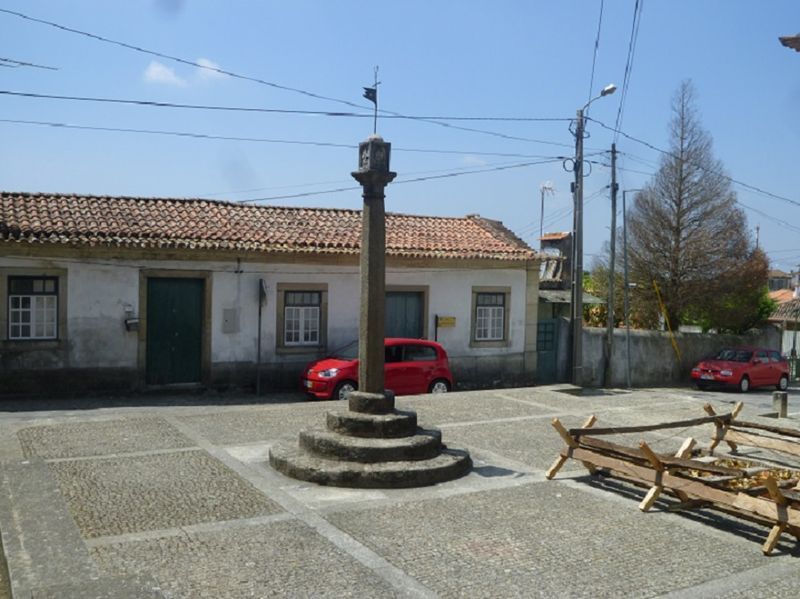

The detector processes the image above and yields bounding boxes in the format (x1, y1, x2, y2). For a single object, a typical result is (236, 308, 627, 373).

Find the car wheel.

(429, 379, 450, 394)
(738, 376, 750, 393)
(334, 380, 357, 401)
(777, 375, 789, 391)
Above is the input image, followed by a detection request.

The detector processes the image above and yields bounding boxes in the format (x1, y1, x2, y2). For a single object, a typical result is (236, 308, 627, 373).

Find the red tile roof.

(769, 289, 795, 304)
(0, 192, 536, 262)
(540, 232, 570, 241)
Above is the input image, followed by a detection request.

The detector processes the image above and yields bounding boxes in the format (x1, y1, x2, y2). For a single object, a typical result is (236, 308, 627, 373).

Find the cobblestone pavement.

(0, 385, 798, 598)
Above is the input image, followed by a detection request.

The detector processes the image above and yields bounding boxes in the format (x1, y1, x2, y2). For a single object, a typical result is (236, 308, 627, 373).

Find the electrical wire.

(0, 8, 574, 147)
(0, 118, 575, 160)
(0, 90, 570, 123)
(237, 158, 564, 204)
(0, 57, 58, 70)
(614, 0, 643, 141)
(586, 0, 605, 114)
(586, 117, 800, 210)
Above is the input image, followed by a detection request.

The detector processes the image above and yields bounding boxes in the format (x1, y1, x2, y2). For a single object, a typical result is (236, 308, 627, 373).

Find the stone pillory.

(0, 191, 536, 262)
(269, 136, 472, 488)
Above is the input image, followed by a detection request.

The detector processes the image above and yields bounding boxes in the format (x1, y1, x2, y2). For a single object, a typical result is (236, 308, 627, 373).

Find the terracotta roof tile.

(1, 192, 536, 262)
(771, 297, 800, 322)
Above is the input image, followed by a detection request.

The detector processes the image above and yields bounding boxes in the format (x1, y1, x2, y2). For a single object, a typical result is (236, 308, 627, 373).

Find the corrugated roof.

(0, 192, 537, 262)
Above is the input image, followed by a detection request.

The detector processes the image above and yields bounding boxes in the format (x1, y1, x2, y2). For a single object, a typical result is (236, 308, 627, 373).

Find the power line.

(614, 0, 643, 141)
(0, 57, 58, 70)
(201, 158, 553, 198)
(0, 8, 574, 147)
(0, 90, 570, 123)
(237, 158, 564, 204)
(587, 117, 800, 210)
(0, 117, 574, 160)
(586, 0, 605, 112)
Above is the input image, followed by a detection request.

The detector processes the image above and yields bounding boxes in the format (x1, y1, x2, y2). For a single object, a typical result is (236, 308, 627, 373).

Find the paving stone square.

(1, 385, 798, 598)
(91, 519, 401, 599)
(397, 391, 554, 426)
(17, 417, 195, 460)
(325, 481, 766, 598)
(177, 402, 330, 445)
(49, 450, 283, 538)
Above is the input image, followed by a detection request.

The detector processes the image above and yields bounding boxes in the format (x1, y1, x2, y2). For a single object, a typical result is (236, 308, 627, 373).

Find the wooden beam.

(725, 430, 800, 459)
(568, 412, 730, 437)
(568, 447, 738, 505)
(639, 441, 664, 470)
(765, 477, 789, 506)
(639, 485, 662, 511)
(732, 420, 800, 440)
(552, 418, 578, 448)
(545, 455, 568, 480)
(579, 437, 744, 476)
(763, 523, 787, 555)
(675, 437, 696, 460)
(732, 401, 744, 420)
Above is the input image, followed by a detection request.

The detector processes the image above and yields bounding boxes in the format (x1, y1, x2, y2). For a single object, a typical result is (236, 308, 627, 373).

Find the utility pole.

(604, 143, 618, 388)
(570, 83, 616, 387)
(622, 188, 641, 389)
(570, 108, 585, 387)
(755, 225, 760, 249)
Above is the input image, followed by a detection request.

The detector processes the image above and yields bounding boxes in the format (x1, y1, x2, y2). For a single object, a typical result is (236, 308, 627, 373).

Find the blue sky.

(2, 1, 799, 271)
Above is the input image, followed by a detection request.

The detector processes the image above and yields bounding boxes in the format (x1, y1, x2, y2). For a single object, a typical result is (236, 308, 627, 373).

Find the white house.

(0, 192, 541, 395)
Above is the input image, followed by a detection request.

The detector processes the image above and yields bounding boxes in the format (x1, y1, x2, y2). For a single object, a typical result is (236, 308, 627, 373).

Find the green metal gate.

(146, 277, 204, 385)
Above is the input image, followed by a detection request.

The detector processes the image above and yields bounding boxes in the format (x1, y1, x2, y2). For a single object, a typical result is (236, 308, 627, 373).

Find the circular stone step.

(268, 442, 472, 488)
(299, 427, 441, 462)
(326, 409, 418, 438)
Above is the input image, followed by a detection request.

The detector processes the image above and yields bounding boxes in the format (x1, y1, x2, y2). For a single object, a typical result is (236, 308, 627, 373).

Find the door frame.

(385, 285, 429, 339)
(138, 269, 213, 388)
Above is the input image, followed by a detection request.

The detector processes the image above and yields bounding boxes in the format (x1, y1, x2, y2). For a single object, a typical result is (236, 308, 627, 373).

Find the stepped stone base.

(268, 390, 472, 488)
(269, 442, 471, 488)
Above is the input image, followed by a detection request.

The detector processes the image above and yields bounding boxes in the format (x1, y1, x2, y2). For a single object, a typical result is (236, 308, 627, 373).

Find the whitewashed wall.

(2, 254, 530, 389)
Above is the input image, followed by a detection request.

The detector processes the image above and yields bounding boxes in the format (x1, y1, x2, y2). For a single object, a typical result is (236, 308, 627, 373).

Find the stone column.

(350, 136, 396, 407)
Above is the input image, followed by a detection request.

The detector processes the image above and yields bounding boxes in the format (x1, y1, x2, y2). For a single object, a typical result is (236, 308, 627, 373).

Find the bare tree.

(626, 80, 757, 330)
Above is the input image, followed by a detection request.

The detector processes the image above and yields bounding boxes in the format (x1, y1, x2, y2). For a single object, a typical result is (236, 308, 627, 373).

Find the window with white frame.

(8, 276, 58, 340)
(283, 291, 321, 346)
(474, 292, 505, 341)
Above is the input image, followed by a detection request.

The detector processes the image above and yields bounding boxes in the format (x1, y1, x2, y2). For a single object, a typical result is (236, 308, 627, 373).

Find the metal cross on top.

(362, 66, 380, 135)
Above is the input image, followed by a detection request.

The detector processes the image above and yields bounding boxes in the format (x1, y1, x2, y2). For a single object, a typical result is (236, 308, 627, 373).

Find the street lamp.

(571, 83, 617, 386)
(622, 188, 641, 388)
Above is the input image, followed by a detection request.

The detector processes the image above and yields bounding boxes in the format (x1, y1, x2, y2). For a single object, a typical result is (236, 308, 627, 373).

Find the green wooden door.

(386, 292, 423, 338)
(536, 318, 558, 384)
(146, 278, 204, 385)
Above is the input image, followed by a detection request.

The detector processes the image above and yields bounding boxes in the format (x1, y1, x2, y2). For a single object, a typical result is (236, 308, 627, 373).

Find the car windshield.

(331, 341, 359, 360)
(714, 348, 752, 362)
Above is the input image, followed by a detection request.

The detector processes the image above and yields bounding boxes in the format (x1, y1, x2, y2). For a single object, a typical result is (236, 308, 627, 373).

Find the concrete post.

(351, 135, 396, 399)
(772, 391, 788, 418)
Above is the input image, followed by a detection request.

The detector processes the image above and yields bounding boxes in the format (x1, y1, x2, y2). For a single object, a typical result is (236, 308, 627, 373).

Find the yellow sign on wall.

(437, 316, 456, 328)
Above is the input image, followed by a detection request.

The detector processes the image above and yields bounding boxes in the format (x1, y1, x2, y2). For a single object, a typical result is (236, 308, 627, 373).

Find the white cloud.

(195, 58, 226, 80)
(143, 60, 186, 86)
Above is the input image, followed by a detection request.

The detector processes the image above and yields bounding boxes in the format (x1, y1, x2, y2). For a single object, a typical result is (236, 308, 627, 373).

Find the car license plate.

(700, 374, 714, 380)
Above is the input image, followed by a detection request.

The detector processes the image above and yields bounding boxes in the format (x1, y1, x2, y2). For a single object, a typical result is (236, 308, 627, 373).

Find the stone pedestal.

(268, 391, 471, 488)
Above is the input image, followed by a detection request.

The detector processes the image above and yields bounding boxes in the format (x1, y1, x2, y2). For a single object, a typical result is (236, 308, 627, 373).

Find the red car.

(691, 347, 790, 392)
(302, 338, 454, 401)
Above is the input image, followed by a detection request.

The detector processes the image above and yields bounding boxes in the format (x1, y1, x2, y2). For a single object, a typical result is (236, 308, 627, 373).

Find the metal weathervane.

(362, 66, 380, 135)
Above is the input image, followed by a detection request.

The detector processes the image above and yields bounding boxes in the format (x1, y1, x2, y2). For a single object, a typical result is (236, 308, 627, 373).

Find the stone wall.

(580, 325, 782, 387)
